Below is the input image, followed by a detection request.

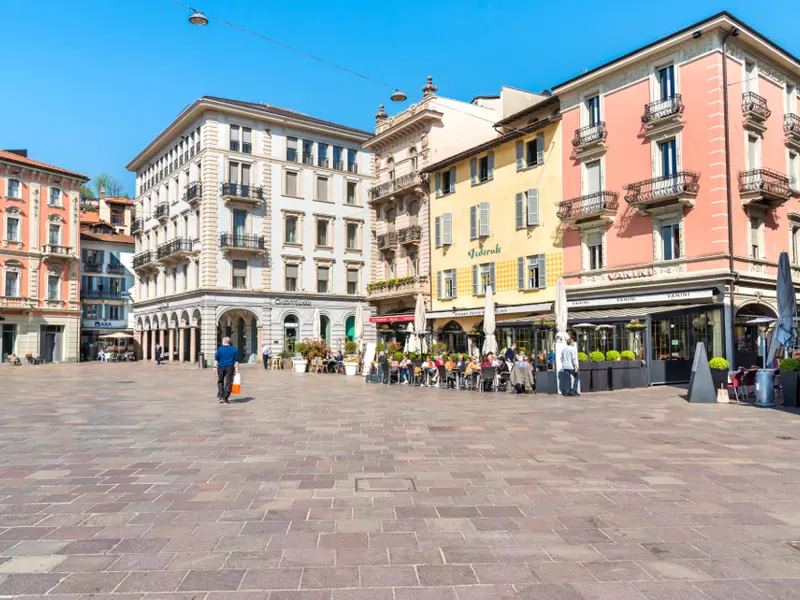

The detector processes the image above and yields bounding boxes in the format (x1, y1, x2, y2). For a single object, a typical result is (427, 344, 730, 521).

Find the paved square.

(0, 362, 799, 599)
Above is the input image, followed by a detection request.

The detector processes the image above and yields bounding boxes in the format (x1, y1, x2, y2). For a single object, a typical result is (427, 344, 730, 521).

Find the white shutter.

(479, 202, 489, 237)
(516, 141, 524, 170)
(434, 216, 441, 248)
(527, 189, 539, 226)
(435, 173, 441, 197)
(536, 134, 545, 165)
(515, 193, 524, 229)
(442, 213, 452, 245)
(489, 262, 496, 292)
(586, 161, 601, 194)
(470, 206, 477, 240)
(470, 158, 477, 185)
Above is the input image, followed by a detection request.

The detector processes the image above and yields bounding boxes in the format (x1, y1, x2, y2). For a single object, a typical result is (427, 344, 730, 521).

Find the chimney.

(6, 149, 28, 158)
(99, 186, 106, 200)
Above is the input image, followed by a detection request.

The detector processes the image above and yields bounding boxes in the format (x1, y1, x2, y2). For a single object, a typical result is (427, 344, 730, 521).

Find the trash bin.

(198, 352, 205, 369)
(755, 370, 775, 407)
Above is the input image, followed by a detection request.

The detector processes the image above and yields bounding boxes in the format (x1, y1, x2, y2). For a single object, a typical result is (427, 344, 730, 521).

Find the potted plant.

(293, 342, 309, 373)
(589, 351, 609, 391)
(619, 350, 642, 388)
(392, 351, 404, 362)
(279, 348, 293, 370)
(708, 357, 730, 393)
(606, 350, 624, 390)
(430, 342, 447, 357)
(343, 356, 359, 376)
(344, 340, 358, 356)
(577, 351, 592, 392)
(779, 358, 799, 407)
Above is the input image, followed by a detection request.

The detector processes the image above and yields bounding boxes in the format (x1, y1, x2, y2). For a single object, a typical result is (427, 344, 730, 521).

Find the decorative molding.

(726, 42, 786, 86)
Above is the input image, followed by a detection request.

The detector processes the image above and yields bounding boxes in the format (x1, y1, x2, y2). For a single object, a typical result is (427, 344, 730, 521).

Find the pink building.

(555, 12, 800, 383)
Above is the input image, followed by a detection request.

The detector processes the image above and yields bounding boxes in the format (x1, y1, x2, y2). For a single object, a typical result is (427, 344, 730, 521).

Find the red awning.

(369, 314, 415, 323)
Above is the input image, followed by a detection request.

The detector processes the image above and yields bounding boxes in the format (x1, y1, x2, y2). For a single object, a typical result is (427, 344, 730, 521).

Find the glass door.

(233, 210, 247, 244)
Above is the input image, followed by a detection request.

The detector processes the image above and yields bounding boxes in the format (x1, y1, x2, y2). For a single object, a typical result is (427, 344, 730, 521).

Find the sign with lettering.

(607, 267, 655, 280)
(567, 289, 715, 309)
(428, 302, 552, 320)
(82, 320, 129, 329)
(274, 298, 313, 307)
(468, 244, 501, 259)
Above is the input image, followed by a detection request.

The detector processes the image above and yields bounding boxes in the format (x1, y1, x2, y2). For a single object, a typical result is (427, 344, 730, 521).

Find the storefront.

(81, 319, 135, 361)
(368, 313, 415, 347)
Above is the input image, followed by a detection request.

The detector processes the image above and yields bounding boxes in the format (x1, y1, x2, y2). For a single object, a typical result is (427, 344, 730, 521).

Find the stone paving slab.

(0, 362, 798, 599)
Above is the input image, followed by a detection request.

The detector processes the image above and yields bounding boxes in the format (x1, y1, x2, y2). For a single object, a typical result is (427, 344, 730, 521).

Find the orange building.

(556, 12, 800, 383)
(0, 150, 88, 362)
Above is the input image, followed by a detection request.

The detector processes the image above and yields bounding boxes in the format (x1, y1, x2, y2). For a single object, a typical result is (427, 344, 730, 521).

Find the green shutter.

(538, 254, 547, 289)
(517, 257, 524, 291)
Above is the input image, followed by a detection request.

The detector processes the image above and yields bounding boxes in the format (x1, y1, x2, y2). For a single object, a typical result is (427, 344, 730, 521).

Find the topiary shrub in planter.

(577, 351, 591, 392)
(708, 357, 730, 393)
(344, 340, 358, 356)
(779, 358, 800, 407)
(392, 351, 404, 362)
(619, 350, 642, 388)
(589, 351, 609, 391)
(605, 350, 625, 390)
(620, 350, 635, 360)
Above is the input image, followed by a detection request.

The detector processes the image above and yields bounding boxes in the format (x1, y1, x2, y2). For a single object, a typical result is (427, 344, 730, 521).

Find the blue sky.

(3, 0, 800, 194)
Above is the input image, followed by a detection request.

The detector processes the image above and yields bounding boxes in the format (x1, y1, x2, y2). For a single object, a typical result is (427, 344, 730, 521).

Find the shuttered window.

(285, 264, 299, 291)
(442, 213, 452, 245)
(469, 206, 477, 240)
(478, 202, 489, 238)
(443, 270, 456, 299)
(437, 271, 443, 300)
(232, 260, 247, 289)
(434, 216, 441, 248)
(515, 193, 524, 229)
(347, 268, 359, 295)
(317, 265, 330, 294)
(526, 254, 547, 289)
(526, 189, 539, 226)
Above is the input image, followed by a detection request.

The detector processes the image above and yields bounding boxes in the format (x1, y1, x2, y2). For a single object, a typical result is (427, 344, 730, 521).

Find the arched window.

(320, 315, 331, 347)
(345, 315, 356, 341)
(283, 314, 299, 352)
(387, 157, 395, 181)
(384, 251, 395, 279)
(409, 147, 418, 172)
(408, 200, 419, 227)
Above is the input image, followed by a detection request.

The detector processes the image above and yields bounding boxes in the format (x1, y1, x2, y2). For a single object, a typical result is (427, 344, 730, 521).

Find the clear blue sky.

(3, 0, 800, 194)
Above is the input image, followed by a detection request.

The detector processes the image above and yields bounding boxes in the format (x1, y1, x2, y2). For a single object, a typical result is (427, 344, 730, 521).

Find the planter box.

(344, 362, 358, 376)
(780, 370, 798, 407)
(536, 370, 557, 394)
(281, 358, 293, 370)
(590, 361, 610, 392)
(710, 368, 729, 394)
(626, 363, 645, 388)
(608, 362, 625, 390)
(578, 364, 592, 393)
(293, 359, 308, 373)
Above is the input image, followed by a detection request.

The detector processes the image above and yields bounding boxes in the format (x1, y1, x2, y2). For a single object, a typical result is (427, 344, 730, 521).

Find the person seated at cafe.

(399, 354, 411, 384)
(444, 355, 456, 371)
(496, 356, 510, 375)
(456, 354, 467, 369)
(514, 354, 528, 368)
(480, 354, 493, 368)
(463, 357, 480, 388)
(420, 355, 437, 386)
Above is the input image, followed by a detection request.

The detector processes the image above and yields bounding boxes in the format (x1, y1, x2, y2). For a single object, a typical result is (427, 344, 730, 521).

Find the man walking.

(155, 343, 163, 365)
(214, 337, 239, 404)
(504, 343, 516, 363)
(560, 338, 580, 396)
(262, 343, 270, 369)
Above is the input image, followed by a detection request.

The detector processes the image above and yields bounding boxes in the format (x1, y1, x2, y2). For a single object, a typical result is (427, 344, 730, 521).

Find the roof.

(80, 229, 135, 245)
(553, 11, 800, 92)
(80, 210, 100, 224)
(0, 150, 88, 181)
(494, 95, 560, 127)
(422, 113, 560, 174)
(104, 197, 135, 206)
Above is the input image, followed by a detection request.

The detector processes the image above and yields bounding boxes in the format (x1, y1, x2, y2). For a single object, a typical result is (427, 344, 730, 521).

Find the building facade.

(127, 97, 374, 365)
(363, 77, 544, 337)
(0, 150, 87, 363)
(555, 12, 800, 383)
(426, 95, 564, 357)
(79, 197, 136, 360)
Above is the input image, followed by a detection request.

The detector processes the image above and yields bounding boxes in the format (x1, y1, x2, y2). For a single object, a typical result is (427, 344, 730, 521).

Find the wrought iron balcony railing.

(131, 218, 142, 233)
(318, 158, 329, 168)
(157, 238, 194, 260)
(184, 181, 202, 202)
(106, 263, 125, 274)
(302, 153, 315, 165)
(642, 95, 683, 125)
(221, 182, 264, 202)
(785, 113, 800, 136)
(624, 171, 700, 207)
(82, 289, 126, 300)
(742, 92, 771, 121)
(369, 172, 428, 201)
(83, 262, 103, 273)
(377, 231, 398, 250)
(572, 122, 607, 148)
(397, 225, 422, 244)
(557, 191, 619, 221)
(347, 163, 358, 174)
(154, 203, 169, 220)
(133, 251, 153, 268)
(219, 233, 266, 251)
(333, 160, 344, 171)
(738, 168, 791, 199)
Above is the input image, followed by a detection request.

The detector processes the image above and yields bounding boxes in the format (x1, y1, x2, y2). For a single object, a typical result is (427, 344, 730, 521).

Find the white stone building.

(127, 96, 374, 364)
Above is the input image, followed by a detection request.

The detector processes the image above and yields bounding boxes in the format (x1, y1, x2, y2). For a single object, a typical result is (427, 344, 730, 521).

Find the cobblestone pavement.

(0, 363, 799, 600)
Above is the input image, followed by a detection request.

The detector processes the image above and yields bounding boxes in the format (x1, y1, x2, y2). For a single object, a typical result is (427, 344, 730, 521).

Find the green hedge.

(780, 358, 800, 372)
(606, 350, 620, 361)
(620, 350, 636, 360)
(589, 351, 606, 362)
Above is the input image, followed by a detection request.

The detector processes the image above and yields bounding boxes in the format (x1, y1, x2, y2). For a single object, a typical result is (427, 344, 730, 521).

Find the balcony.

(221, 182, 264, 206)
(220, 233, 266, 253)
(106, 263, 125, 274)
(154, 203, 169, 221)
(369, 172, 428, 203)
(184, 181, 202, 205)
(157, 238, 196, 261)
(82, 289, 126, 300)
(397, 225, 422, 244)
(131, 218, 142, 234)
(41, 244, 73, 261)
(377, 231, 398, 250)
(318, 158, 329, 169)
(785, 114, 800, 150)
(572, 122, 607, 158)
(742, 92, 771, 133)
(133, 251, 154, 269)
(557, 192, 619, 228)
(366, 276, 428, 301)
(738, 168, 792, 209)
(347, 163, 358, 174)
(302, 153, 315, 165)
(83, 262, 103, 273)
(0, 296, 34, 309)
(642, 95, 683, 133)
(624, 171, 700, 213)
(333, 160, 344, 171)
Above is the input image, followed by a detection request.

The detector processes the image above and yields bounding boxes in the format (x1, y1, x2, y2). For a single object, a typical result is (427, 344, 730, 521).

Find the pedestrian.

(213, 336, 239, 404)
(560, 338, 580, 396)
(504, 343, 516, 363)
(155, 343, 163, 365)
(262, 343, 270, 369)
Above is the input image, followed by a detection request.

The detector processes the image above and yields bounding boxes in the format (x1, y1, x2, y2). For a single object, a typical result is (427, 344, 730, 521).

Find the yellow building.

(425, 95, 563, 358)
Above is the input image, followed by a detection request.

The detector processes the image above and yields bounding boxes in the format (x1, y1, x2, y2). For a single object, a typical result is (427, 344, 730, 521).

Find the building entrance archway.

(217, 308, 259, 363)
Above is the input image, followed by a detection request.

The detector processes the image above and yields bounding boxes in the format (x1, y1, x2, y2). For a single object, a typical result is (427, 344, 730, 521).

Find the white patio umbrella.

(554, 277, 569, 343)
(482, 285, 498, 355)
(312, 308, 321, 341)
(354, 303, 364, 353)
(405, 322, 418, 354)
(414, 293, 427, 355)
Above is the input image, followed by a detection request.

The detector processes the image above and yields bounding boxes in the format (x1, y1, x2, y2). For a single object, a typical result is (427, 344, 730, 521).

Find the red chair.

(727, 368, 745, 402)
(740, 369, 758, 402)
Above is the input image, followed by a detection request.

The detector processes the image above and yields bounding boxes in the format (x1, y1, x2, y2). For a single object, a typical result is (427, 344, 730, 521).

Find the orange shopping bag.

(231, 372, 241, 395)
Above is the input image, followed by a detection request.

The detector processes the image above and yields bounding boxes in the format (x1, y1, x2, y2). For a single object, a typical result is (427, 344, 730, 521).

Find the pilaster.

(201, 117, 220, 288)
(261, 127, 273, 290)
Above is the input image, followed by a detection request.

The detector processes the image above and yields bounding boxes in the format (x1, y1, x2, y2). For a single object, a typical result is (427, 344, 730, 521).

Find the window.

(287, 137, 298, 162)
(4, 271, 19, 297)
(242, 127, 252, 154)
(346, 181, 358, 205)
(48, 224, 60, 246)
(333, 146, 344, 170)
(471, 153, 493, 184)
(385, 252, 395, 279)
(316, 219, 329, 247)
(47, 275, 59, 300)
(7, 179, 21, 199)
(233, 209, 247, 239)
(315, 176, 329, 202)
(108, 305, 123, 321)
(587, 231, 604, 270)
(385, 207, 396, 232)
(745, 60, 756, 93)
(317, 143, 328, 168)
(6, 217, 19, 242)
(587, 95, 601, 125)
(473, 262, 495, 295)
(469, 202, 489, 239)
(659, 139, 677, 178)
(346, 222, 359, 250)
(658, 65, 675, 100)
(232, 260, 247, 289)
(347, 268, 359, 295)
(409, 147, 418, 172)
(786, 83, 797, 114)
(302, 140, 314, 165)
(49, 188, 61, 207)
(747, 135, 760, 170)
(661, 221, 681, 260)
(347, 149, 358, 173)
(82, 303, 99, 319)
(792, 225, 800, 265)
(387, 157, 395, 180)
(443, 269, 456, 298)
(285, 264, 299, 291)
(409, 200, 419, 227)
(317, 265, 329, 293)
(230, 125, 240, 152)
(436, 167, 456, 196)
(517, 134, 545, 170)
(110, 207, 124, 225)
(285, 170, 299, 196)
(408, 249, 418, 277)
(285, 215, 298, 244)
(515, 189, 540, 228)
(750, 216, 762, 259)
(790, 151, 800, 191)
(519, 254, 546, 290)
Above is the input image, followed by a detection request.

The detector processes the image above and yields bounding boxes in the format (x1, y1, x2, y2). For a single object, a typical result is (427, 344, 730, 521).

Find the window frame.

(346, 266, 360, 295)
(4, 269, 20, 297)
(47, 274, 60, 300)
(316, 263, 331, 294)
(345, 179, 359, 205)
(284, 168, 301, 198)
(231, 259, 248, 290)
(443, 269, 457, 299)
(582, 228, 605, 271)
(315, 216, 331, 249)
(314, 174, 330, 202)
(345, 220, 361, 251)
(5, 214, 20, 243)
(48, 187, 61, 207)
(6, 178, 21, 199)
(283, 211, 302, 246)
(284, 261, 300, 292)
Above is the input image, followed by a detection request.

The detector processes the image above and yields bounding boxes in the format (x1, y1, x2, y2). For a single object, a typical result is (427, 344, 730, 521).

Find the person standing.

(214, 337, 239, 404)
(505, 343, 516, 363)
(560, 338, 580, 396)
(262, 343, 270, 369)
(155, 343, 163, 366)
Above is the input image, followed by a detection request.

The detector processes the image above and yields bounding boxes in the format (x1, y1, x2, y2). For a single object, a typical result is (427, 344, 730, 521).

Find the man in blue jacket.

(213, 337, 239, 404)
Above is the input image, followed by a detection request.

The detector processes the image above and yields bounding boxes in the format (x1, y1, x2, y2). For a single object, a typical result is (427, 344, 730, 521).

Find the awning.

(428, 302, 551, 320)
(568, 303, 718, 322)
(369, 314, 415, 324)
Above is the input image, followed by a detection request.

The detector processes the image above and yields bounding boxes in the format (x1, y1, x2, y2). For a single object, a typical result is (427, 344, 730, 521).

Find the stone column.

(189, 326, 197, 364)
(151, 328, 157, 361)
(159, 328, 165, 351)
(169, 328, 176, 362)
(179, 326, 186, 362)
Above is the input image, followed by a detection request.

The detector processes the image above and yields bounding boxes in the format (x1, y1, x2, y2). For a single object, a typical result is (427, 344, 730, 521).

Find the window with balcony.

(317, 143, 328, 168)
(285, 170, 299, 197)
(285, 263, 299, 291)
(750, 215, 763, 260)
(6, 216, 19, 242)
(302, 140, 314, 165)
(745, 60, 757, 92)
(346, 181, 358, 205)
(4, 271, 19, 297)
(287, 137, 298, 162)
(587, 95, 601, 125)
(228, 161, 252, 190)
(346, 268, 359, 295)
(747, 134, 761, 170)
(47, 275, 59, 300)
(232, 260, 247, 289)
(586, 230, 604, 271)
(385, 207, 396, 232)
(661, 220, 681, 261)
(659, 138, 677, 177)
(658, 65, 675, 100)
(384, 252, 395, 279)
(409, 200, 419, 227)
(346, 222, 359, 250)
(790, 151, 800, 192)
(408, 249, 418, 277)
(7, 179, 21, 199)
(409, 147, 418, 172)
(316, 219, 330, 248)
(315, 176, 329, 202)
(48, 224, 60, 246)
(48, 187, 61, 207)
(585, 160, 602, 193)
(333, 146, 344, 170)
(285, 215, 298, 244)
(233, 209, 247, 239)
(317, 265, 329, 293)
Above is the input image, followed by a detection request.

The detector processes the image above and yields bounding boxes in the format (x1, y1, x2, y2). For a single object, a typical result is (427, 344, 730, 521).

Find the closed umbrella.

(312, 308, 321, 341)
(554, 277, 569, 343)
(414, 293, 427, 355)
(405, 322, 417, 354)
(354, 303, 364, 353)
(482, 285, 498, 355)
(767, 251, 798, 365)
(98, 332, 134, 340)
